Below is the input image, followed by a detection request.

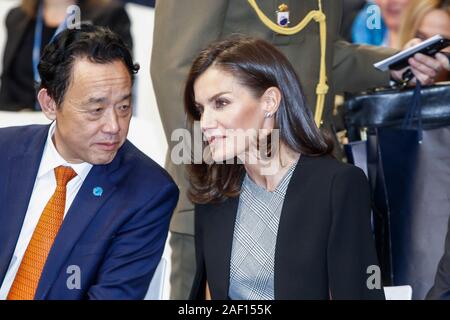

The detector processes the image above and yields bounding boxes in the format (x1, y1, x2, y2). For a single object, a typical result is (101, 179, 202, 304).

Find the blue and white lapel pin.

(93, 187, 103, 197)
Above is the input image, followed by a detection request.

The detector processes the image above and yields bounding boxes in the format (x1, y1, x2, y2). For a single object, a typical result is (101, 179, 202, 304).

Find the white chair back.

(384, 285, 413, 300)
(144, 257, 167, 300)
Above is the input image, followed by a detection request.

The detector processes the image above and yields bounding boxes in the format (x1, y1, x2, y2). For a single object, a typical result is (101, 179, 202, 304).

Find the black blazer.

(190, 155, 385, 300)
(427, 217, 450, 300)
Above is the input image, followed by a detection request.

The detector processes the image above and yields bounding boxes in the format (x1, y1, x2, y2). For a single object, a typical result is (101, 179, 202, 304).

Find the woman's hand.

(390, 38, 450, 85)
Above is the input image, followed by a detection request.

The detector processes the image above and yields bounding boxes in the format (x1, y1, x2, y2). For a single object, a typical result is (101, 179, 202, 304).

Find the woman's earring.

(264, 112, 273, 118)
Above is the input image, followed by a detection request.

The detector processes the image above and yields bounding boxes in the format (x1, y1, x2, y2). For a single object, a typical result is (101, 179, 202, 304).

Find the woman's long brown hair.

(184, 36, 333, 204)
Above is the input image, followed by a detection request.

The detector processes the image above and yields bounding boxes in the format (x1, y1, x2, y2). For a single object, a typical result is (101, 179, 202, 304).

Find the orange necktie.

(7, 166, 77, 300)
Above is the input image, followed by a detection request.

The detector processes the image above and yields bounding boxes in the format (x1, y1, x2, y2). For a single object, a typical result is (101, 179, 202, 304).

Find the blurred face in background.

(416, 9, 450, 53)
(375, 0, 411, 31)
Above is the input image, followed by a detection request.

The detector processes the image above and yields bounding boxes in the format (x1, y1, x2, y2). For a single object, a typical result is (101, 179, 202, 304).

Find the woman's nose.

(200, 107, 217, 131)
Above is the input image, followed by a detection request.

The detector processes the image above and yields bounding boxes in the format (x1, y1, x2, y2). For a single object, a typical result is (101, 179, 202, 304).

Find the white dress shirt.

(0, 122, 92, 299)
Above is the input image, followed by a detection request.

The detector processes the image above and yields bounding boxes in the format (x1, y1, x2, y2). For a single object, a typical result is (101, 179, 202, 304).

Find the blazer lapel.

(208, 195, 239, 299)
(273, 155, 317, 299)
(0, 126, 48, 283)
(35, 160, 119, 299)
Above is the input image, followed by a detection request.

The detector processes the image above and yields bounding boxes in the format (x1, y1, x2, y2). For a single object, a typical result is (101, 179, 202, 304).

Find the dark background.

(122, 0, 155, 7)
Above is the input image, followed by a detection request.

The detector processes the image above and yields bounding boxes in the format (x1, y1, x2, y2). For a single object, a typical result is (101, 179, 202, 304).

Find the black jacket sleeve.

(189, 206, 207, 300)
(327, 165, 385, 299)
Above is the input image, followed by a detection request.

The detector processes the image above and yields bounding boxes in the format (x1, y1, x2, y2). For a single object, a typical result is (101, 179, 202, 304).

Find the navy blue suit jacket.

(0, 125, 179, 299)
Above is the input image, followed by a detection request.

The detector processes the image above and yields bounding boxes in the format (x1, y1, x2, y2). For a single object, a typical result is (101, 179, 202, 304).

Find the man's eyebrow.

(85, 93, 132, 105)
(118, 93, 132, 102)
(86, 97, 107, 105)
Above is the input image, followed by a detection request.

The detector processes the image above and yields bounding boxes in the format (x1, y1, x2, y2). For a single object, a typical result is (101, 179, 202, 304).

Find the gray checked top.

(228, 160, 298, 300)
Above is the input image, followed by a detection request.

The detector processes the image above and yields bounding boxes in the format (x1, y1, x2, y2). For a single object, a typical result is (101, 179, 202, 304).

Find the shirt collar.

(37, 122, 92, 181)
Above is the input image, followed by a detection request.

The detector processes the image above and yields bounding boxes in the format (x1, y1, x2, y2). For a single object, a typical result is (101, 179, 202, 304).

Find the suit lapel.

(0, 126, 48, 283)
(35, 151, 122, 299)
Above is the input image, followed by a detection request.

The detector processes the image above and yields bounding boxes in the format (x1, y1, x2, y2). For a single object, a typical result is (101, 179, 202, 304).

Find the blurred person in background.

(0, 0, 132, 112)
(340, 0, 367, 42)
(399, 0, 450, 81)
(352, 0, 410, 48)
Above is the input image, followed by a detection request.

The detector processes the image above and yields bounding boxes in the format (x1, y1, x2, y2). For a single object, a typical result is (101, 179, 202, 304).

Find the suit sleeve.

(86, 182, 179, 300)
(332, 40, 397, 94)
(150, 0, 229, 141)
(189, 205, 207, 300)
(426, 217, 450, 300)
(327, 165, 385, 299)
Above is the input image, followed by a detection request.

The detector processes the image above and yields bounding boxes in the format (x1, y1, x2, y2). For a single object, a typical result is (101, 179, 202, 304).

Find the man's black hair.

(38, 23, 139, 107)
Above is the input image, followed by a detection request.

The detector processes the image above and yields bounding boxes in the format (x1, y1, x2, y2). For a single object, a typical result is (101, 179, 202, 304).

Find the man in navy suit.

(0, 24, 178, 300)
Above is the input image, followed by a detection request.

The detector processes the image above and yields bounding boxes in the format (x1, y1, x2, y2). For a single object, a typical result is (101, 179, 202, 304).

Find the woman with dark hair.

(0, 0, 132, 111)
(186, 36, 384, 300)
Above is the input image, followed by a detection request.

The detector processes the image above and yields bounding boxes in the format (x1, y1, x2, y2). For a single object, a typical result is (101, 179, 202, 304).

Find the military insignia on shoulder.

(276, 4, 290, 27)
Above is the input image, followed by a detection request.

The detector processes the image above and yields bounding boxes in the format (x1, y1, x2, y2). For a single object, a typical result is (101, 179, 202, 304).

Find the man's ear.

(37, 88, 57, 120)
(261, 86, 282, 116)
